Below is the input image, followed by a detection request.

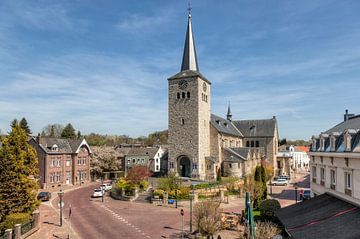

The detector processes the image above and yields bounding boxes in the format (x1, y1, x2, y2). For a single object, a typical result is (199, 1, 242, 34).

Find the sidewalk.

(28, 183, 96, 239)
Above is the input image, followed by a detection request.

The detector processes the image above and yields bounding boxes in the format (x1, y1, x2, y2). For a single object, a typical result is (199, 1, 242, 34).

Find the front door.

(178, 156, 191, 177)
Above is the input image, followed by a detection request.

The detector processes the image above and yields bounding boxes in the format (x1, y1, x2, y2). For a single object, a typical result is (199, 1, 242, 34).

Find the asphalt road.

(53, 185, 187, 239)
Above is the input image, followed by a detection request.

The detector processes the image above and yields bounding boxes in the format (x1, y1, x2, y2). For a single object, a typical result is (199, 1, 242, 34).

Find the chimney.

(344, 109, 349, 121)
(36, 133, 40, 144)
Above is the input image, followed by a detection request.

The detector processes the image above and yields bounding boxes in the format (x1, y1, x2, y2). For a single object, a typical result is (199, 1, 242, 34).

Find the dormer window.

(330, 136, 336, 151)
(216, 120, 220, 125)
(345, 132, 352, 151)
(312, 138, 317, 151)
(224, 122, 228, 128)
(52, 144, 58, 151)
(320, 138, 325, 151)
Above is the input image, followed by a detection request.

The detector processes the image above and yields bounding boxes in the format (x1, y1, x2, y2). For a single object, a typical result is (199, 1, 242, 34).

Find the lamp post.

(294, 183, 298, 204)
(58, 189, 64, 227)
(189, 184, 194, 234)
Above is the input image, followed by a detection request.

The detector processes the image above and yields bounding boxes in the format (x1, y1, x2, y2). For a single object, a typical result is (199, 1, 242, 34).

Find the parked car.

(271, 178, 289, 186)
(37, 192, 51, 201)
(92, 188, 104, 198)
(100, 183, 112, 191)
(278, 175, 290, 180)
(302, 189, 312, 200)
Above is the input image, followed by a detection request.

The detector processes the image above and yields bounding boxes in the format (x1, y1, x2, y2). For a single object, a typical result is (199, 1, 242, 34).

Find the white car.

(271, 178, 289, 186)
(100, 183, 112, 191)
(92, 188, 104, 198)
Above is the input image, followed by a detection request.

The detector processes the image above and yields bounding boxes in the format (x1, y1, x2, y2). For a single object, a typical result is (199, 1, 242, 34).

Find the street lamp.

(294, 183, 298, 204)
(58, 188, 64, 227)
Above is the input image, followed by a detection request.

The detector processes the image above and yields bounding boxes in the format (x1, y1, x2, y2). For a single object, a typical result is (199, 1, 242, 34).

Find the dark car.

(302, 189, 312, 200)
(37, 192, 51, 201)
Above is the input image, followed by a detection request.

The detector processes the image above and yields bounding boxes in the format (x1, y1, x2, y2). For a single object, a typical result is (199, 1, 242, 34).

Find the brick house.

(29, 137, 92, 190)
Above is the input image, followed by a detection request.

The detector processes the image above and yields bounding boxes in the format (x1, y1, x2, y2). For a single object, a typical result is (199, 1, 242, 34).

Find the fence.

(0, 211, 39, 239)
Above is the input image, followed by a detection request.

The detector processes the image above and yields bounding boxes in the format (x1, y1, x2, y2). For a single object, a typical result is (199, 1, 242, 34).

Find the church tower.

(168, 11, 211, 180)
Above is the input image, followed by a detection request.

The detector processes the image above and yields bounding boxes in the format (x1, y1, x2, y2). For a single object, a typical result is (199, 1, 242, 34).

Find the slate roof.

(126, 147, 160, 158)
(36, 137, 89, 154)
(168, 70, 211, 84)
(324, 115, 360, 134)
(210, 114, 243, 137)
(233, 118, 277, 137)
(276, 193, 360, 239)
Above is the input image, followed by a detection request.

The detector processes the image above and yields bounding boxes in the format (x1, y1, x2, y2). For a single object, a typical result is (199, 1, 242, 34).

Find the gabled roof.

(33, 137, 91, 154)
(233, 118, 277, 137)
(126, 147, 160, 159)
(210, 114, 243, 137)
(276, 193, 360, 239)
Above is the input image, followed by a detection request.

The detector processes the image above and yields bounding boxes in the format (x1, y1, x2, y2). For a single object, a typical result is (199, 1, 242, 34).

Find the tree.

(158, 172, 179, 191)
(126, 166, 151, 184)
(19, 117, 32, 135)
(243, 174, 264, 209)
(42, 124, 64, 138)
(254, 221, 281, 239)
(77, 131, 82, 139)
(10, 119, 18, 128)
(279, 138, 287, 146)
(194, 200, 222, 238)
(0, 124, 39, 226)
(61, 123, 76, 139)
(259, 199, 281, 221)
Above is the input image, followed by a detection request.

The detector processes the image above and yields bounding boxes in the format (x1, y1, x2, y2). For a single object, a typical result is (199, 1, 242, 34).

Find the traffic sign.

(180, 209, 184, 216)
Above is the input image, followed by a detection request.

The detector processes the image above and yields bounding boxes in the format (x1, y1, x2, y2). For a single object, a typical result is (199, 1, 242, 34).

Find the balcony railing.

(330, 184, 336, 190)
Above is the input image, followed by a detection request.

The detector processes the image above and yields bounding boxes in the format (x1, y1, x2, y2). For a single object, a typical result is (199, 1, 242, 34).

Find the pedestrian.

(69, 204, 72, 219)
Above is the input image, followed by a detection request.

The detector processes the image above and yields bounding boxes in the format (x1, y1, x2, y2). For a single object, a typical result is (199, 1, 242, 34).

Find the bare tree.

(254, 221, 281, 239)
(194, 200, 223, 238)
(41, 124, 64, 138)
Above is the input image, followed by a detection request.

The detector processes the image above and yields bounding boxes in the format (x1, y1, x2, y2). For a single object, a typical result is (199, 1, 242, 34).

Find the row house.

(29, 137, 92, 190)
(309, 110, 360, 205)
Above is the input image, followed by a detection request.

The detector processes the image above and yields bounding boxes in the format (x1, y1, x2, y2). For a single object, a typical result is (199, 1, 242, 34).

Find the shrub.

(194, 200, 222, 237)
(254, 221, 281, 239)
(139, 180, 149, 191)
(0, 213, 31, 231)
(259, 199, 281, 221)
(153, 189, 165, 198)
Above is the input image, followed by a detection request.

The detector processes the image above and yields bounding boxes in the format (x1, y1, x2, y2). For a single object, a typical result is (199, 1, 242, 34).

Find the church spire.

(227, 102, 232, 121)
(181, 6, 199, 72)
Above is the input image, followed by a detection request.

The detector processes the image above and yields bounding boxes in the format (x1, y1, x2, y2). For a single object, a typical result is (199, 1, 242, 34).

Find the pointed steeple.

(227, 102, 232, 121)
(181, 8, 199, 72)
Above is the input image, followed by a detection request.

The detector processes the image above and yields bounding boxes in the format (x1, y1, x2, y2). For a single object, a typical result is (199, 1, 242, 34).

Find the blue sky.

(1, 0, 360, 139)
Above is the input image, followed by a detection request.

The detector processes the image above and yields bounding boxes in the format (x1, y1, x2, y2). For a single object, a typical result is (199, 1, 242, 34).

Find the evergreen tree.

(19, 117, 32, 135)
(0, 124, 39, 224)
(10, 119, 18, 128)
(77, 131, 82, 139)
(61, 123, 76, 139)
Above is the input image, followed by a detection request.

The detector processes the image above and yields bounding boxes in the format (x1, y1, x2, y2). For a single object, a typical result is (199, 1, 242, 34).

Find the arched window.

(251, 141, 254, 147)
(187, 92, 190, 98)
(255, 141, 259, 147)
(246, 141, 250, 147)
(182, 92, 186, 98)
(177, 92, 180, 99)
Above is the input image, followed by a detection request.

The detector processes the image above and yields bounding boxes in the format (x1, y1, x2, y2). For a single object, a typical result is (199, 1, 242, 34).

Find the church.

(167, 12, 279, 180)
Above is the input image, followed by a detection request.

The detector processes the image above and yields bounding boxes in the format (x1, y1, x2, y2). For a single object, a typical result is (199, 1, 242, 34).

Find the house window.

(246, 141, 250, 147)
(251, 141, 254, 147)
(156, 165, 159, 170)
(207, 164, 211, 170)
(50, 173, 55, 183)
(177, 92, 180, 99)
(312, 166, 317, 183)
(169, 161, 174, 169)
(141, 159, 145, 164)
(132, 159, 136, 164)
(330, 169, 336, 186)
(320, 167, 325, 185)
(51, 160, 55, 168)
(182, 92, 186, 98)
(181, 118, 185, 125)
(78, 159, 81, 165)
(66, 160, 71, 167)
(255, 141, 259, 147)
(187, 92, 190, 98)
(137, 159, 140, 164)
(345, 172, 352, 189)
(56, 172, 61, 182)
(229, 163, 232, 168)
(193, 163, 198, 170)
(57, 159, 61, 167)
(127, 159, 130, 165)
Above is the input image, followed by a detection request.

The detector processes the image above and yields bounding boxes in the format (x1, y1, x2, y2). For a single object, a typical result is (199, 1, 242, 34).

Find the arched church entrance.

(178, 156, 191, 178)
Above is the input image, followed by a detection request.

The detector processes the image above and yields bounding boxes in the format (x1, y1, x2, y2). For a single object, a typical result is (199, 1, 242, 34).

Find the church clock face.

(203, 82, 207, 92)
(178, 80, 188, 90)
